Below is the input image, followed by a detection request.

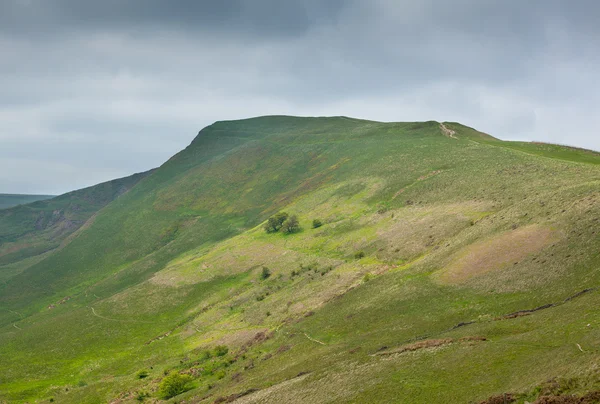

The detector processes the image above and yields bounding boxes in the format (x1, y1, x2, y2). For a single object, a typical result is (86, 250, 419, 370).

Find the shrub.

(376, 203, 390, 214)
(281, 215, 300, 234)
(260, 266, 271, 280)
(263, 212, 289, 233)
(363, 273, 372, 282)
(136, 369, 149, 379)
(312, 219, 323, 228)
(354, 251, 365, 259)
(214, 345, 229, 357)
(158, 372, 193, 399)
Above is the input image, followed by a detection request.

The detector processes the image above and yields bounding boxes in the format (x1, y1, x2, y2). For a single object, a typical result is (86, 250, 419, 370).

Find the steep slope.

(0, 171, 152, 286)
(0, 116, 599, 404)
(0, 194, 54, 209)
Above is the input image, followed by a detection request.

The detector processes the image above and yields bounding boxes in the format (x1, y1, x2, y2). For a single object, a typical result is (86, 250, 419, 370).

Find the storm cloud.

(1, 0, 599, 194)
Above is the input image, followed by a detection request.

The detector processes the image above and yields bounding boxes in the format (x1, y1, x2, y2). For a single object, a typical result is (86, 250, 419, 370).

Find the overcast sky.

(1, 0, 599, 195)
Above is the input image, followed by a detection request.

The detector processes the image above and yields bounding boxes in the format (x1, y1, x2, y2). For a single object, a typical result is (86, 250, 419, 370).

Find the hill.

(0, 194, 54, 209)
(0, 116, 599, 404)
(0, 171, 152, 287)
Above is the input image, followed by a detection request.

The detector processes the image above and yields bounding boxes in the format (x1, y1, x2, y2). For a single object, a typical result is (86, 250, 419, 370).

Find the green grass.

(0, 116, 599, 403)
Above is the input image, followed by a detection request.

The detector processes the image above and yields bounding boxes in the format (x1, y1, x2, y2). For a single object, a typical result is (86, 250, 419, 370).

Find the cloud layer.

(2, 0, 599, 194)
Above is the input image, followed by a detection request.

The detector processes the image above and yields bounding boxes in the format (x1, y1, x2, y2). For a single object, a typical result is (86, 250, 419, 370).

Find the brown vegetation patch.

(533, 391, 600, 403)
(213, 388, 260, 403)
(376, 336, 487, 356)
(375, 338, 453, 356)
(231, 330, 274, 360)
(479, 393, 517, 404)
(438, 225, 558, 284)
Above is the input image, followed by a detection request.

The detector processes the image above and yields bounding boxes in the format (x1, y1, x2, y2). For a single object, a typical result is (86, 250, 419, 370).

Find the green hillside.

(0, 194, 54, 210)
(0, 171, 152, 286)
(0, 116, 599, 404)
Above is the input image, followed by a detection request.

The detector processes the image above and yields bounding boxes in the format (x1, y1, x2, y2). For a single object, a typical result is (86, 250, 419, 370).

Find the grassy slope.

(0, 194, 55, 210)
(0, 116, 599, 403)
(0, 171, 153, 286)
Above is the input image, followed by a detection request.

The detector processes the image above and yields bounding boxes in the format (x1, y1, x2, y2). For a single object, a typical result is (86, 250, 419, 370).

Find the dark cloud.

(0, 0, 345, 38)
(1, 0, 599, 194)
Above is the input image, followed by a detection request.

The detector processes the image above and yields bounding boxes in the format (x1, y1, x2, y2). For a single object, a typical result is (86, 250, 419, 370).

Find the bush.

(312, 219, 323, 228)
(158, 372, 193, 399)
(320, 266, 333, 276)
(354, 251, 365, 259)
(213, 345, 229, 357)
(264, 212, 289, 233)
(260, 266, 271, 280)
(136, 369, 149, 379)
(281, 215, 300, 234)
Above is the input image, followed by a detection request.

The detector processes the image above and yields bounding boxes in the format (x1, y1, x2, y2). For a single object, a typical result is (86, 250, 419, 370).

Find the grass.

(0, 116, 599, 403)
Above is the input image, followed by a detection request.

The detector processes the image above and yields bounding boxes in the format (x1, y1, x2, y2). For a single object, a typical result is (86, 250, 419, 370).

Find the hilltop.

(0, 116, 599, 403)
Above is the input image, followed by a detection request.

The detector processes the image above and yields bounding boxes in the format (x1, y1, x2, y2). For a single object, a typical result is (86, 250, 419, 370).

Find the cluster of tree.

(263, 212, 300, 234)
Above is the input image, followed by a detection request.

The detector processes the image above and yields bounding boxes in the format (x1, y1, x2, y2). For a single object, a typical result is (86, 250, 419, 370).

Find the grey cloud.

(1, 0, 599, 194)
(0, 0, 345, 39)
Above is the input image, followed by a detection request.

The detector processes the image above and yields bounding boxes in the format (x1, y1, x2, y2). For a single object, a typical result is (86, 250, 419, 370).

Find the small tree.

(312, 219, 323, 228)
(281, 215, 300, 234)
(264, 212, 289, 233)
(158, 372, 193, 399)
(263, 217, 278, 233)
(260, 266, 271, 280)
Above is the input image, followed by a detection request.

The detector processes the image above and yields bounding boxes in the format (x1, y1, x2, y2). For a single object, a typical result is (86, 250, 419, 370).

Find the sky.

(1, 0, 599, 195)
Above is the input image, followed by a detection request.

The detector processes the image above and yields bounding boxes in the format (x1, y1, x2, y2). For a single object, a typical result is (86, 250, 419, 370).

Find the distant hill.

(0, 193, 54, 209)
(0, 116, 598, 404)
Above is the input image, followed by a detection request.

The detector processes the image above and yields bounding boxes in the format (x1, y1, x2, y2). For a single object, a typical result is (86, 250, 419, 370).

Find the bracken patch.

(438, 225, 558, 284)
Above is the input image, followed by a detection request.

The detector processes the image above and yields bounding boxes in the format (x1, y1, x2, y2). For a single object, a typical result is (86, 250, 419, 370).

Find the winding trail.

(304, 332, 326, 345)
(88, 306, 153, 323)
(440, 123, 458, 139)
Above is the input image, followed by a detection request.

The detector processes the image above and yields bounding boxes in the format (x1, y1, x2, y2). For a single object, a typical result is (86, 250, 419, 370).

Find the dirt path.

(88, 306, 153, 323)
(304, 332, 326, 345)
(440, 123, 458, 139)
(13, 323, 22, 330)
